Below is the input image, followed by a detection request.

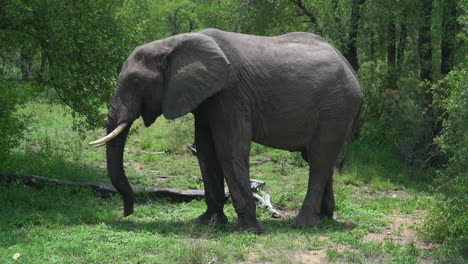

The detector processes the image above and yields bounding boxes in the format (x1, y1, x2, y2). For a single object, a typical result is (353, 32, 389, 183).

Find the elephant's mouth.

(142, 112, 157, 127)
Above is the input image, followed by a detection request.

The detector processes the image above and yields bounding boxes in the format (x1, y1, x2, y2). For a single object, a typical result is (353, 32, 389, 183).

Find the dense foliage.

(1, 0, 466, 258)
(0, 75, 30, 161)
(0, 0, 144, 131)
(422, 61, 467, 255)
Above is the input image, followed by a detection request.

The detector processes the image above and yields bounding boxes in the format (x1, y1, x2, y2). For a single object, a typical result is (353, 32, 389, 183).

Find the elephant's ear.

(162, 33, 230, 119)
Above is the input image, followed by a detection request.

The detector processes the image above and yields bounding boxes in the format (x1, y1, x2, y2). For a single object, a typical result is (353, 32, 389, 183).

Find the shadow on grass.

(0, 182, 357, 247)
(0, 183, 115, 248)
(106, 214, 356, 238)
(261, 217, 356, 234)
(2, 147, 108, 183)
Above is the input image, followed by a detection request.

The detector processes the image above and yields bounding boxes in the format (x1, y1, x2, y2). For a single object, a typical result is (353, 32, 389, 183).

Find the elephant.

(90, 28, 363, 234)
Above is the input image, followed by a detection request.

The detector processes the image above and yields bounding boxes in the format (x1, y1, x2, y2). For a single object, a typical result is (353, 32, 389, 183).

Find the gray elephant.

(90, 28, 363, 233)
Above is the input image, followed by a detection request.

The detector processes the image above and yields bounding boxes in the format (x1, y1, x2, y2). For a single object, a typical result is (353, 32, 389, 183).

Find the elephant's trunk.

(105, 116, 134, 216)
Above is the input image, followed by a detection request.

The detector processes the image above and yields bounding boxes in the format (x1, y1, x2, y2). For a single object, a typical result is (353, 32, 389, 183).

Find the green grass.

(0, 101, 462, 263)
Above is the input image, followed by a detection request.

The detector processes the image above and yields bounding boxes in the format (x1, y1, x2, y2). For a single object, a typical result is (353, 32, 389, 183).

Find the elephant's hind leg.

(294, 164, 334, 228)
(294, 121, 348, 228)
(194, 115, 228, 225)
(302, 149, 337, 217)
(320, 177, 335, 218)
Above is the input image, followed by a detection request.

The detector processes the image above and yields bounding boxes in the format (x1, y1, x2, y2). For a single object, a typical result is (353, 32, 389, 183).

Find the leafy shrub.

(358, 61, 431, 166)
(421, 63, 467, 259)
(357, 60, 388, 143)
(0, 75, 31, 160)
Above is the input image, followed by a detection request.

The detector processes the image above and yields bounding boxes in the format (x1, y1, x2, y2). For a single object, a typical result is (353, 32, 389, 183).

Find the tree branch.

(290, 0, 322, 35)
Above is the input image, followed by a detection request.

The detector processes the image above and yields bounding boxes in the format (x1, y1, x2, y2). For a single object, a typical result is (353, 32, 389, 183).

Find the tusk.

(89, 123, 128, 147)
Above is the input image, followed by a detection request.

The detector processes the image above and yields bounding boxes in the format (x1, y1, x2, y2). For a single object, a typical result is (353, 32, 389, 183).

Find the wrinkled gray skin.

(106, 28, 363, 233)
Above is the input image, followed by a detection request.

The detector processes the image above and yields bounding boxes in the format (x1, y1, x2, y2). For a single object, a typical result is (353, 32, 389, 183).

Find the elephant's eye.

(130, 79, 140, 87)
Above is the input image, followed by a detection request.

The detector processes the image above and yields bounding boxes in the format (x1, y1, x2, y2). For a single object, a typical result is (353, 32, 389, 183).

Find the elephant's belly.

(251, 113, 318, 151)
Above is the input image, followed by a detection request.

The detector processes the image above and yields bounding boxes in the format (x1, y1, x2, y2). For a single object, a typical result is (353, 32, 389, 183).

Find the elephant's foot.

(123, 198, 134, 217)
(230, 217, 263, 234)
(319, 200, 335, 218)
(293, 213, 322, 228)
(320, 192, 335, 218)
(196, 211, 228, 225)
(319, 210, 334, 219)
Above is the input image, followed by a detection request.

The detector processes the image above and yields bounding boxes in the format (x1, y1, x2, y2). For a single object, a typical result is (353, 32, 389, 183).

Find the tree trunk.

(331, 0, 345, 51)
(369, 30, 376, 62)
(168, 6, 183, 36)
(418, 0, 433, 82)
(387, 19, 397, 90)
(397, 24, 407, 68)
(441, 0, 458, 75)
(418, 0, 443, 165)
(344, 0, 366, 71)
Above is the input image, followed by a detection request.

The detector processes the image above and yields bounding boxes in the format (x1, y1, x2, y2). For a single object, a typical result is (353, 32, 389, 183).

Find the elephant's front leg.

(210, 120, 262, 234)
(194, 116, 228, 225)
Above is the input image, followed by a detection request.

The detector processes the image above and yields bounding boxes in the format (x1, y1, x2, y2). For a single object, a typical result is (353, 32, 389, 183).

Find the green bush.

(421, 63, 467, 259)
(0, 75, 31, 161)
(358, 61, 428, 166)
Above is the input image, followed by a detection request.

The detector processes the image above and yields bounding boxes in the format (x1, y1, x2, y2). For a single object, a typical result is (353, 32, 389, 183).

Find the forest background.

(0, 0, 466, 263)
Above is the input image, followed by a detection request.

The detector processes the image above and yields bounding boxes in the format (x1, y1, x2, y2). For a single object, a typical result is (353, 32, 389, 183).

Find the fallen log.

(253, 191, 282, 218)
(0, 172, 273, 206)
(0, 172, 208, 200)
(249, 158, 274, 166)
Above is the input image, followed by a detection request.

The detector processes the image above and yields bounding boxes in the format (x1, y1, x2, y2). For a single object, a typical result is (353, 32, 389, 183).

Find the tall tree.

(387, 13, 397, 90)
(396, 23, 407, 68)
(418, 0, 443, 161)
(344, 0, 366, 71)
(440, 0, 458, 75)
(387, 0, 409, 91)
(418, 0, 433, 82)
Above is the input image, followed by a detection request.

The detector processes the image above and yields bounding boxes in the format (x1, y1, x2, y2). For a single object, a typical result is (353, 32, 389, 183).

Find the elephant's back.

(202, 29, 351, 79)
(201, 29, 362, 151)
(200, 28, 327, 45)
(201, 29, 338, 59)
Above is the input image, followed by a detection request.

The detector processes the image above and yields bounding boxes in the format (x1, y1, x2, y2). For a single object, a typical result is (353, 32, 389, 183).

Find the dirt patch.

(242, 246, 333, 264)
(318, 236, 329, 241)
(130, 160, 143, 172)
(350, 187, 410, 199)
(381, 189, 410, 199)
(88, 163, 105, 169)
(280, 210, 298, 220)
(291, 249, 328, 264)
(241, 245, 263, 264)
(350, 185, 368, 197)
(362, 212, 435, 250)
(290, 244, 352, 264)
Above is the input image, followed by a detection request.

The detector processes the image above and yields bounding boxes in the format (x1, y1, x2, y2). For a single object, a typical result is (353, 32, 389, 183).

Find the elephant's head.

(89, 33, 230, 216)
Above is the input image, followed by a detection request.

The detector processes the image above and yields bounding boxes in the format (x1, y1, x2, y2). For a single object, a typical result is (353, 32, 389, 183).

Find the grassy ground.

(0, 101, 452, 263)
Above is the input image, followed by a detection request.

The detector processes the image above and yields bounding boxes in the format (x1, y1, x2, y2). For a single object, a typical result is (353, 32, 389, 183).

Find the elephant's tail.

(337, 104, 362, 173)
